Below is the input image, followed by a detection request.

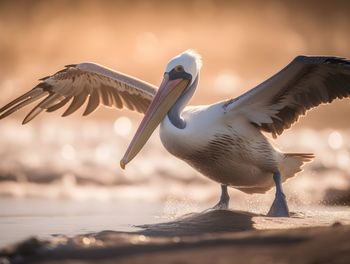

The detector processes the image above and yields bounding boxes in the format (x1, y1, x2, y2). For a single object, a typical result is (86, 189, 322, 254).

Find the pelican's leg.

(211, 184, 230, 210)
(267, 171, 290, 217)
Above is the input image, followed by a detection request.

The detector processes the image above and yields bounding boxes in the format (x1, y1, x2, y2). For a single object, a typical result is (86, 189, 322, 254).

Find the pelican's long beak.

(120, 73, 190, 169)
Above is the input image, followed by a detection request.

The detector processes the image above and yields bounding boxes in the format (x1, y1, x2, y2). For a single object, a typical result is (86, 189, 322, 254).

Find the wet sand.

(1, 209, 349, 264)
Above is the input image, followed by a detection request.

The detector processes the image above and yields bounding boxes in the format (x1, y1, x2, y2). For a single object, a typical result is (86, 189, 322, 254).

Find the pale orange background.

(0, 0, 349, 128)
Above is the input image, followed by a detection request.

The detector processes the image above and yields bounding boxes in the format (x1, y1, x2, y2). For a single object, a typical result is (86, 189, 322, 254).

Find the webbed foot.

(267, 192, 289, 217)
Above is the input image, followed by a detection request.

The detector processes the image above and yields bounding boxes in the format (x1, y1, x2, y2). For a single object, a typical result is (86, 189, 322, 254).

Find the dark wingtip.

(82, 107, 94, 116)
(61, 108, 72, 117)
(22, 119, 29, 125)
(22, 114, 33, 125)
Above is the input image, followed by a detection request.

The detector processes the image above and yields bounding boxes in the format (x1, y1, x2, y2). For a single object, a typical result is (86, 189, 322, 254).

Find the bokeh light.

(328, 131, 343, 150)
(113, 116, 132, 137)
(61, 144, 76, 160)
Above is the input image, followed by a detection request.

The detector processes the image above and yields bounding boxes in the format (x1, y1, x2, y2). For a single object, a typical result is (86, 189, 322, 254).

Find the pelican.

(1, 50, 350, 217)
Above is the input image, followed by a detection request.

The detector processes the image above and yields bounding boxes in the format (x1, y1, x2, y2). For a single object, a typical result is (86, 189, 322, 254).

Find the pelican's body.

(1, 50, 349, 217)
(160, 103, 277, 193)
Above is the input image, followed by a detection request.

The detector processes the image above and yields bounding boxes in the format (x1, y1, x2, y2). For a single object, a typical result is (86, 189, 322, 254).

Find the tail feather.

(279, 153, 314, 181)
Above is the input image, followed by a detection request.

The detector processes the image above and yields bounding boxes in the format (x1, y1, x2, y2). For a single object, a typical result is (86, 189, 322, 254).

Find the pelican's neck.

(167, 75, 199, 129)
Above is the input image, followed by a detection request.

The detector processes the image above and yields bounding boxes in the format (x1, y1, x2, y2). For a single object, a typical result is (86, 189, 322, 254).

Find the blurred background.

(0, 0, 349, 224)
(1, 0, 350, 126)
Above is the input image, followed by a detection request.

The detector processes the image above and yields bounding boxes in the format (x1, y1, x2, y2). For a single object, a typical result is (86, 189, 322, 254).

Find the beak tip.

(120, 159, 126, 170)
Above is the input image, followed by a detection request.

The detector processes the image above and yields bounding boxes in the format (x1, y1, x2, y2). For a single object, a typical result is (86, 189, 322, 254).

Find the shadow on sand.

(134, 209, 257, 237)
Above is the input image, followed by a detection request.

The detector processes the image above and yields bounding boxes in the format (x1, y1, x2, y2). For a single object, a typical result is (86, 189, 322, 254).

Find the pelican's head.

(165, 49, 202, 85)
(120, 50, 202, 169)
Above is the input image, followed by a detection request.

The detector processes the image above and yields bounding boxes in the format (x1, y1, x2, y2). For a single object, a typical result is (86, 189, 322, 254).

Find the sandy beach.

(1, 207, 349, 264)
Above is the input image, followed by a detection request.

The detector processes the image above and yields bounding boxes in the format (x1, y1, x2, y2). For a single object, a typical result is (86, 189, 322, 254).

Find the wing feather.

(0, 87, 47, 118)
(120, 92, 136, 111)
(62, 92, 89, 117)
(0, 62, 157, 123)
(46, 97, 72, 112)
(83, 89, 100, 116)
(23, 93, 64, 124)
(225, 56, 350, 137)
(109, 87, 123, 108)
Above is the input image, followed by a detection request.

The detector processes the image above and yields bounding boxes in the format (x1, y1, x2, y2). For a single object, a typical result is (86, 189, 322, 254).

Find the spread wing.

(225, 56, 350, 138)
(0, 62, 157, 124)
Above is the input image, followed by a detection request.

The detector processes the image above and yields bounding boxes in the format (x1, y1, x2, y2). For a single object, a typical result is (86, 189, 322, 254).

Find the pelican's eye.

(174, 65, 184, 72)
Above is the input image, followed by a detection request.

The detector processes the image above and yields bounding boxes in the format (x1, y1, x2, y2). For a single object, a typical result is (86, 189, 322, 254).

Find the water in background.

(0, 118, 349, 213)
